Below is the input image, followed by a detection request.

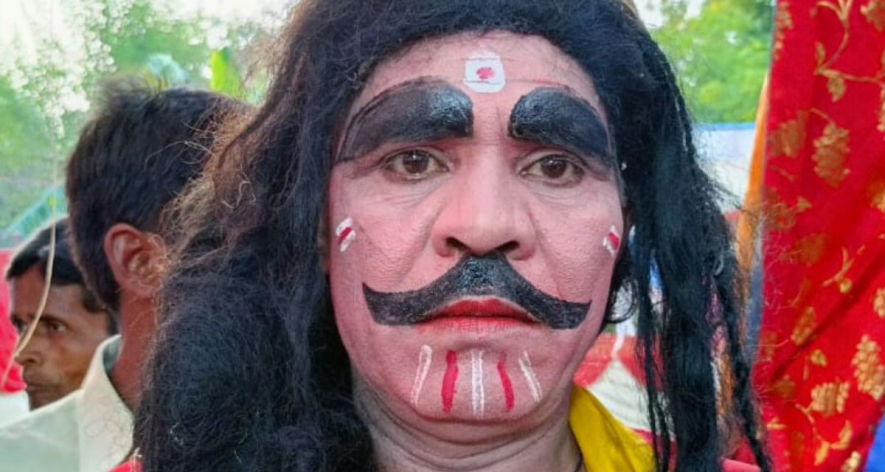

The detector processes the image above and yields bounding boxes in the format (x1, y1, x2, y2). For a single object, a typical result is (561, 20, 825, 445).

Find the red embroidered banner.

(754, 0, 885, 470)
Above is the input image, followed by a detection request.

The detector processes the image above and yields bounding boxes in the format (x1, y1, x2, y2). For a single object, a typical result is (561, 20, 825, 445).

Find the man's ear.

(103, 223, 165, 299)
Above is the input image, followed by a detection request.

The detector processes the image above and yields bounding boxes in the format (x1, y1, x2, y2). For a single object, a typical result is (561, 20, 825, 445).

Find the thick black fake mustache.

(362, 253, 591, 330)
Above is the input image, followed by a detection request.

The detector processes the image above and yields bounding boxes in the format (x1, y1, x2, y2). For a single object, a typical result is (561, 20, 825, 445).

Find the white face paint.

(471, 349, 486, 418)
(463, 52, 506, 93)
(518, 351, 543, 403)
(603, 225, 621, 258)
(410, 345, 433, 406)
(335, 217, 357, 253)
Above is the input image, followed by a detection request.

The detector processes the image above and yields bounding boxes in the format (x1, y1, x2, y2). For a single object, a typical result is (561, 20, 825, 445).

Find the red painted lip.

(419, 298, 538, 333)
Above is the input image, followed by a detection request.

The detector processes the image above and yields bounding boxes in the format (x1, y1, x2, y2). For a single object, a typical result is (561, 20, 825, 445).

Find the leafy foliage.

(0, 0, 267, 243)
(652, 0, 772, 123)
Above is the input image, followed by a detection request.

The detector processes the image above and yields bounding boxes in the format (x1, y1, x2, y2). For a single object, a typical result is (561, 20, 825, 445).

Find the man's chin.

(26, 386, 64, 410)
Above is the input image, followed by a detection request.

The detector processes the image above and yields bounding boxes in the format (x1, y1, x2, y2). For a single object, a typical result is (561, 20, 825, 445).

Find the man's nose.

(14, 336, 43, 366)
(431, 160, 536, 260)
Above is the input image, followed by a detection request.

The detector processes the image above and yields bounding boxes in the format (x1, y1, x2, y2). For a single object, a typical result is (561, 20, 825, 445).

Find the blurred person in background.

(6, 218, 114, 410)
(0, 251, 27, 427)
(0, 81, 246, 472)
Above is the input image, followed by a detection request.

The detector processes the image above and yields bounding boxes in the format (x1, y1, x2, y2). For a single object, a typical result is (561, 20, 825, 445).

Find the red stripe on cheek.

(442, 350, 459, 413)
(337, 226, 353, 246)
(497, 353, 515, 412)
(607, 229, 621, 250)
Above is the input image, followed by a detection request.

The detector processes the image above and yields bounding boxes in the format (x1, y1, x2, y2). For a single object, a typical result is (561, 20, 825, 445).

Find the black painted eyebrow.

(508, 87, 614, 167)
(337, 78, 473, 162)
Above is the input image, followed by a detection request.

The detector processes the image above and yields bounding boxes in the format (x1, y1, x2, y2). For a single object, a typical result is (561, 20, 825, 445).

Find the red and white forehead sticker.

(603, 225, 621, 258)
(335, 217, 356, 253)
(463, 52, 506, 93)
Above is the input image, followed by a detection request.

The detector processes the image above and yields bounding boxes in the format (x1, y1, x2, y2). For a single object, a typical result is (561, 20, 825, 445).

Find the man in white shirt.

(0, 336, 128, 471)
(0, 83, 245, 472)
(7, 219, 114, 411)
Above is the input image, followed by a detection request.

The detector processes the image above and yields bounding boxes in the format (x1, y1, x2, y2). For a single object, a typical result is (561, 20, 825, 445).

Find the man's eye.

(521, 155, 585, 185)
(10, 320, 25, 334)
(44, 320, 66, 333)
(382, 150, 447, 180)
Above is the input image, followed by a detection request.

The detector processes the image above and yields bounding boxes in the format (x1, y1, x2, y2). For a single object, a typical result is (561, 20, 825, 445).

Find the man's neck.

(357, 384, 583, 472)
(110, 296, 155, 411)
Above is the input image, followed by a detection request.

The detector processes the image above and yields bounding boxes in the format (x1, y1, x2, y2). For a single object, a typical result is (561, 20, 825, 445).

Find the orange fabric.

(573, 333, 644, 388)
(736, 76, 770, 273)
(753, 0, 885, 470)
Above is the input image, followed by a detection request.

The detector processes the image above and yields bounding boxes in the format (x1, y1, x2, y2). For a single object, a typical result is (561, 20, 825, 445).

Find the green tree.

(0, 73, 57, 233)
(0, 0, 268, 242)
(652, 0, 772, 123)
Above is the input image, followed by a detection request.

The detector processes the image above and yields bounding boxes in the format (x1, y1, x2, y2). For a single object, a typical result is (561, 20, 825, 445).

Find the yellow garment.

(570, 386, 655, 471)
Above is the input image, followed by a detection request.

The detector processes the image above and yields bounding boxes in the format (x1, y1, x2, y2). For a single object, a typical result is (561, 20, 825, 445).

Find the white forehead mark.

(335, 217, 356, 253)
(463, 52, 506, 94)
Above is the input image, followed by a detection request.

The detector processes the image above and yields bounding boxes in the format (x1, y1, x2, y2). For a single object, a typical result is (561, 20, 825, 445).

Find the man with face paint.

(136, 2, 772, 472)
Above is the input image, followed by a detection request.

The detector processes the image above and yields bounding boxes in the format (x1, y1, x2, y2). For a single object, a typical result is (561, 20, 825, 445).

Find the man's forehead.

(353, 32, 602, 115)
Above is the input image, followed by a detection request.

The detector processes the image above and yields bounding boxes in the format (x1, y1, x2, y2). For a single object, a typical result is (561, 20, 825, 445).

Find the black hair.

(136, 1, 771, 471)
(6, 219, 113, 332)
(64, 81, 247, 313)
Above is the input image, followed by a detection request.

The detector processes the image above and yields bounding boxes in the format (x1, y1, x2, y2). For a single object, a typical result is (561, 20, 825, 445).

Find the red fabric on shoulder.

(107, 459, 141, 472)
(0, 250, 24, 393)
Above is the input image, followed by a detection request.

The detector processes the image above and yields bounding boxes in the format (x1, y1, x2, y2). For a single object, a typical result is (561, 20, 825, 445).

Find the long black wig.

(135, 1, 771, 471)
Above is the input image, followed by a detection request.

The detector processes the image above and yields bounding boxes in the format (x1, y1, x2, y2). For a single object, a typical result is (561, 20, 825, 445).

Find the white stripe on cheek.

(335, 217, 356, 253)
(602, 225, 621, 258)
(410, 345, 433, 406)
(471, 349, 485, 417)
(518, 351, 542, 403)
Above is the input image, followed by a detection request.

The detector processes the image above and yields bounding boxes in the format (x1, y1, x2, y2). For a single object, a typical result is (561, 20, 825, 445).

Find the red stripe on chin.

(497, 352, 515, 412)
(442, 350, 459, 413)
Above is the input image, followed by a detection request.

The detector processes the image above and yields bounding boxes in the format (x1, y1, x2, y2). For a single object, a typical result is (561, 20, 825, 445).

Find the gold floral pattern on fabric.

(784, 233, 828, 265)
(852, 335, 885, 401)
(774, 1, 794, 60)
(792, 307, 817, 346)
(878, 87, 885, 132)
(767, 415, 787, 431)
(788, 278, 814, 309)
(758, 332, 779, 363)
(813, 421, 852, 466)
(812, 122, 850, 188)
(763, 188, 811, 232)
(862, 0, 885, 30)
(773, 375, 797, 400)
(810, 381, 850, 417)
(811, 349, 828, 366)
(757, 0, 885, 468)
(868, 180, 885, 212)
(827, 73, 847, 102)
(875, 287, 885, 317)
(769, 111, 808, 158)
(841, 451, 863, 471)
(822, 247, 865, 294)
